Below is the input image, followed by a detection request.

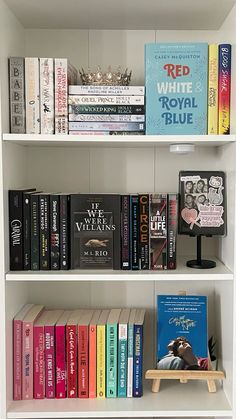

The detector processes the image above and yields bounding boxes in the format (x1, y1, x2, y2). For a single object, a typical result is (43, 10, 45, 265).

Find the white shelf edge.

(3, 133, 236, 147)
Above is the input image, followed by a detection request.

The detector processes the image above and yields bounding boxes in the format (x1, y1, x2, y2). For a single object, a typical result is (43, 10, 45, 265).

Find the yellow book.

(97, 310, 110, 398)
(208, 44, 218, 134)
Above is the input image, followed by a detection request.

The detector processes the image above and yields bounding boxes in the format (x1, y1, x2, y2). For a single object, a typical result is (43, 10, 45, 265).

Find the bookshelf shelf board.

(5, 257, 233, 282)
(7, 381, 232, 418)
(3, 0, 236, 30)
(3, 134, 236, 148)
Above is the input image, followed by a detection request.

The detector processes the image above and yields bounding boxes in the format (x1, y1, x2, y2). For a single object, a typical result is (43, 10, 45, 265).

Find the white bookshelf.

(1, 0, 236, 418)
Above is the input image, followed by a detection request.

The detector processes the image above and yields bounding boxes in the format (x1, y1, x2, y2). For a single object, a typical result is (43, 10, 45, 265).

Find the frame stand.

(186, 236, 216, 269)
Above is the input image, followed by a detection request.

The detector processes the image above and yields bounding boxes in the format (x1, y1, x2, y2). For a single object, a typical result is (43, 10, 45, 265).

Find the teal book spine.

(106, 324, 118, 397)
(145, 43, 208, 135)
(118, 324, 128, 397)
(127, 324, 134, 397)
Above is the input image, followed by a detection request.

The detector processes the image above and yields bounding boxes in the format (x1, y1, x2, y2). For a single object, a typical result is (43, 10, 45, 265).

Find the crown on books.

(79, 66, 132, 86)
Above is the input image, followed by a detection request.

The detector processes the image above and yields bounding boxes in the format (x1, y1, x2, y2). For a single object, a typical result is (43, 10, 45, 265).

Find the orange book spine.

(89, 324, 96, 398)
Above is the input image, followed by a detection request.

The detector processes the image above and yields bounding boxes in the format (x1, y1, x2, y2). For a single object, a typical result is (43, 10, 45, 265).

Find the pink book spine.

(22, 321, 34, 400)
(89, 324, 96, 398)
(66, 324, 77, 398)
(55, 58, 68, 134)
(33, 325, 45, 399)
(56, 325, 66, 398)
(45, 325, 55, 398)
(13, 320, 22, 400)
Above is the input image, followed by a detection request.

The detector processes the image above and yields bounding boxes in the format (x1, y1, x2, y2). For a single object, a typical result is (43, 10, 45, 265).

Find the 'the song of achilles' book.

(145, 43, 208, 134)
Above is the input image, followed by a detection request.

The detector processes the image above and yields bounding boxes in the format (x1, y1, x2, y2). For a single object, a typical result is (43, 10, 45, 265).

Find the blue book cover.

(145, 43, 208, 135)
(157, 295, 208, 370)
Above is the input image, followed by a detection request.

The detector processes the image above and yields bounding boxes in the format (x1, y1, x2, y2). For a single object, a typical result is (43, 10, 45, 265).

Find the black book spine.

(9, 191, 24, 270)
(121, 195, 130, 270)
(31, 194, 40, 270)
(23, 192, 31, 269)
(131, 195, 139, 270)
(113, 195, 121, 271)
(60, 195, 70, 270)
(139, 194, 149, 270)
(167, 194, 178, 270)
(39, 195, 50, 270)
(50, 195, 60, 270)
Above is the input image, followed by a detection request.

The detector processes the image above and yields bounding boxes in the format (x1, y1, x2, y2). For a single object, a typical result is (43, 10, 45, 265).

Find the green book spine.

(106, 324, 118, 397)
(127, 324, 134, 397)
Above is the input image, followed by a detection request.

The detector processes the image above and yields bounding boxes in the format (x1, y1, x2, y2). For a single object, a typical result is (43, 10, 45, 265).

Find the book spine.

(89, 324, 97, 398)
(55, 58, 68, 134)
(69, 95, 145, 106)
(50, 195, 60, 270)
(31, 194, 40, 270)
(130, 195, 139, 270)
(22, 321, 33, 399)
(56, 325, 66, 398)
(118, 323, 128, 397)
(9, 190, 24, 270)
(97, 325, 106, 399)
(114, 196, 121, 270)
(69, 85, 145, 95)
(33, 325, 45, 399)
(45, 325, 55, 398)
(39, 195, 50, 270)
(78, 325, 89, 398)
(106, 323, 118, 398)
(69, 130, 144, 135)
(218, 44, 231, 135)
(69, 121, 144, 131)
(13, 319, 22, 400)
(139, 194, 149, 270)
(208, 45, 218, 135)
(69, 104, 145, 115)
(60, 195, 70, 269)
(25, 57, 40, 134)
(23, 193, 31, 270)
(133, 324, 143, 397)
(150, 194, 167, 270)
(121, 195, 130, 270)
(167, 194, 178, 270)
(127, 323, 134, 398)
(9, 57, 25, 133)
(69, 114, 145, 122)
(67, 324, 77, 398)
(40, 58, 54, 134)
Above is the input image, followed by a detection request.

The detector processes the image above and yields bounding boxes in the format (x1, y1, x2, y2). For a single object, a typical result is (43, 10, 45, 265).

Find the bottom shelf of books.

(5, 280, 234, 418)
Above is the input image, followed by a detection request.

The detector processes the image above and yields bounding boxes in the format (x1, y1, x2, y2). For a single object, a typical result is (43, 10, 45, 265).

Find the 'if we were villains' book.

(145, 43, 208, 134)
(179, 171, 226, 236)
(70, 194, 121, 269)
(157, 295, 208, 371)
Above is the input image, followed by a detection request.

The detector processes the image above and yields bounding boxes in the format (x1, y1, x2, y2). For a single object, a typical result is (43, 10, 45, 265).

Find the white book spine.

(25, 57, 40, 134)
(68, 95, 145, 106)
(68, 114, 145, 122)
(55, 58, 68, 134)
(69, 85, 145, 96)
(127, 357, 133, 398)
(40, 58, 54, 134)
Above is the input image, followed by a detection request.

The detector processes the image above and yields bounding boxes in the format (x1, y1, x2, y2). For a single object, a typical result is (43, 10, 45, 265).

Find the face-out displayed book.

(179, 171, 226, 236)
(157, 295, 208, 370)
(145, 43, 208, 135)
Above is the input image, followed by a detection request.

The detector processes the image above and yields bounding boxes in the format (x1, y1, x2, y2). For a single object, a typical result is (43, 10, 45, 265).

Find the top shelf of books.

(3, 0, 236, 30)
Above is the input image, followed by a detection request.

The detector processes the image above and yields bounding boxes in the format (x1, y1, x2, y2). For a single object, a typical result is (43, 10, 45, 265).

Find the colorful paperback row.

(13, 305, 145, 400)
(9, 57, 77, 134)
(9, 191, 178, 271)
(145, 43, 231, 135)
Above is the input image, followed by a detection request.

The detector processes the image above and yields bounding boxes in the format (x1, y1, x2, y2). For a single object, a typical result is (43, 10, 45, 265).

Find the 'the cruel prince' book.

(179, 171, 226, 236)
(157, 295, 208, 370)
(70, 194, 120, 269)
(145, 43, 208, 134)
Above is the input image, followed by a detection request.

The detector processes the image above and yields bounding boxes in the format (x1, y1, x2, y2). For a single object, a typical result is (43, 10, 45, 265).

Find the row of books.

(68, 85, 145, 135)
(9, 57, 77, 134)
(9, 190, 178, 271)
(14, 304, 145, 400)
(145, 43, 232, 135)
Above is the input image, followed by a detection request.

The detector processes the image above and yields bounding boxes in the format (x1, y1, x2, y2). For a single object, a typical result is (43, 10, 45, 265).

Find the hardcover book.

(89, 310, 101, 398)
(39, 194, 50, 270)
(59, 194, 70, 270)
(50, 194, 60, 270)
(68, 104, 145, 115)
(70, 194, 121, 269)
(40, 58, 54, 134)
(167, 193, 178, 269)
(218, 44, 231, 135)
(106, 308, 121, 398)
(66, 310, 83, 398)
(31, 193, 40, 270)
(55, 310, 71, 398)
(69, 85, 145, 96)
(97, 309, 110, 399)
(157, 295, 208, 370)
(45, 310, 63, 398)
(121, 195, 130, 270)
(179, 171, 226, 236)
(25, 57, 40, 134)
(127, 308, 136, 398)
(208, 45, 218, 134)
(145, 43, 208, 134)
(78, 310, 94, 398)
(118, 308, 130, 397)
(139, 194, 149, 270)
(9, 57, 26, 133)
(150, 193, 167, 270)
(130, 195, 139, 270)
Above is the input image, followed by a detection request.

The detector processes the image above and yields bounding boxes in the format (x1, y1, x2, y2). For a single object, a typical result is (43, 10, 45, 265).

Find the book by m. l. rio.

(145, 43, 208, 134)
(157, 295, 208, 371)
